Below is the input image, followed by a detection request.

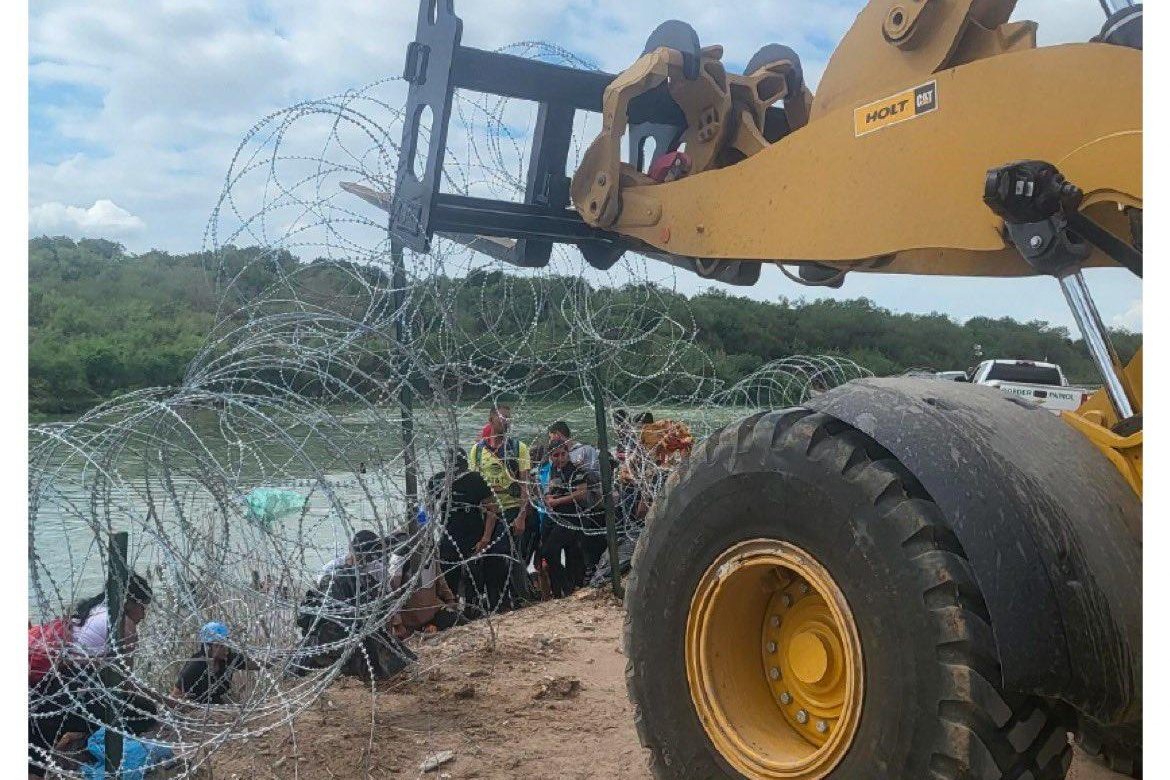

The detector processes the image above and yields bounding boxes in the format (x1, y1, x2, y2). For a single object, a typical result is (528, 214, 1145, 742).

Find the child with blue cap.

(171, 621, 260, 705)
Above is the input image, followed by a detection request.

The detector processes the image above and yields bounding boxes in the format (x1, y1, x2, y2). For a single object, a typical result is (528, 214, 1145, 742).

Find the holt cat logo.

(854, 81, 938, 137)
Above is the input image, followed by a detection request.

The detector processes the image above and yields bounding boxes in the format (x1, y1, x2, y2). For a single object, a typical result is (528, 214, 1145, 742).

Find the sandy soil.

(211, 591, 1124, 780)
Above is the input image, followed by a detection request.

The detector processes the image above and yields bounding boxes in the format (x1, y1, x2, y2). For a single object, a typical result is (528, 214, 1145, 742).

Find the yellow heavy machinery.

(387, 1, 1142, 777)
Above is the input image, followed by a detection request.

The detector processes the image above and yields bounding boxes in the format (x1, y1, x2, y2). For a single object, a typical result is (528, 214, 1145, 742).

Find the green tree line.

(29, 236, 1140, 415)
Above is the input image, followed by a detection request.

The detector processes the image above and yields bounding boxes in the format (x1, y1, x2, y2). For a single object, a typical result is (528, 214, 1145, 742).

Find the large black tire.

(1077, 723, 1142, 777)
(624, 409, 1073, 779)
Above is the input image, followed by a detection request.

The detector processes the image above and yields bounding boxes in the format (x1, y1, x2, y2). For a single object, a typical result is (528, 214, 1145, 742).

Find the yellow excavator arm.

(570, 0, 1140, 279)
(383, 0, 1141, 489)
(381, 5, 1143, 775)
(561, 0, 1142, 490)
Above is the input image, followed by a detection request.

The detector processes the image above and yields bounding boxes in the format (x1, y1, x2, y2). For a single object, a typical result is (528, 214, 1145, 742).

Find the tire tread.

(625, 410, 1072, 779)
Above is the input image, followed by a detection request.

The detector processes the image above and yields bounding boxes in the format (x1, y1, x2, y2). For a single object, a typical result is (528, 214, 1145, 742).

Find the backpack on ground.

(29, 616, 73, 684)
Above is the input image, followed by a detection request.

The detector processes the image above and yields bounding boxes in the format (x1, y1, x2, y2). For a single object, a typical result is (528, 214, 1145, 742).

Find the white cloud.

(29, 199, 145, 237)
(1112, 298, 1142, 331)
(27, 0, 1139, 327)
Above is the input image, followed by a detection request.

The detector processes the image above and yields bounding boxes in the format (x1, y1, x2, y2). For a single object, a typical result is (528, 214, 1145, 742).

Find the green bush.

(28, 237, 1140, 415)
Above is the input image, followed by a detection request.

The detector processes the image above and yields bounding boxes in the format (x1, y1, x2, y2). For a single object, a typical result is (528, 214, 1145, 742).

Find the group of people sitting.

(293, 402, 689, 673)
(293, 525, 454, 681)
(27, 402, 692, 778)
(28, 574, 264, 778)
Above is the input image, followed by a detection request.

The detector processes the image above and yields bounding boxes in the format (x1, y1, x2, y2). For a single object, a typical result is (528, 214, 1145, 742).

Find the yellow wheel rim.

(685, 539, 863, 778)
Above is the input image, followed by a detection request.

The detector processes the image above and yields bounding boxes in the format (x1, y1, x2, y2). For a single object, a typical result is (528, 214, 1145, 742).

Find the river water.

(28, 400, 751, 621)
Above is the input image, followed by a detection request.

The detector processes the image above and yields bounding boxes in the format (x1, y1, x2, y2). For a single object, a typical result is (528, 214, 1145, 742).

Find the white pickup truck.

(969, 359, 1091, 413)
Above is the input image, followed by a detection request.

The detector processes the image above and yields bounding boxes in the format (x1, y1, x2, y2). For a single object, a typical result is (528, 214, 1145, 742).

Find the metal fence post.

(391, 237, 419, 529)
(103, 531, 129, 776)
(590, 372, 624, 599)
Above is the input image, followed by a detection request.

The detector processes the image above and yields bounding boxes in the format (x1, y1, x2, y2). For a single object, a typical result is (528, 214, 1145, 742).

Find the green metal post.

(103, 531, 129, 776)
(391, 237, 419, 528)
(591, 372, 624, 599)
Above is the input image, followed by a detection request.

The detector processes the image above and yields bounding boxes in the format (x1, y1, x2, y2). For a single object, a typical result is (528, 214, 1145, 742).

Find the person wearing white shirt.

(30, 572, 156, 779)
(68, 571, 153, 663)
(318, 530, 387, 588)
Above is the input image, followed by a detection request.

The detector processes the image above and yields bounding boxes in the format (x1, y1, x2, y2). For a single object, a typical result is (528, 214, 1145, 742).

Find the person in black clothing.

(619, 479, 651, 527)
(295, 544, 416, 679)
(429, 447, 505, 616)
(579, 512, 610, 586)
(541, 443, 603, 596)
(171, 622, 259, 705)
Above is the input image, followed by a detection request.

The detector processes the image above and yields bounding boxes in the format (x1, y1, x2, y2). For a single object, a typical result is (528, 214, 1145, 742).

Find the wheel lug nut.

(769, 667, 780, 680)
(770, 614, 781, 627)
(799, 582, 810, 595)
(780, 692, 792, 705)
(816, 720, 828, 734)
(781, 595, 791, 608)
(796, 709, 809, 724)
(766, 641, 777, 653)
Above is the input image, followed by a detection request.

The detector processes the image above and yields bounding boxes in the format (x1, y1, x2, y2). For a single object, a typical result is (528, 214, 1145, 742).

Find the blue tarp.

(82, 728, 175, 780)
(245, 487, 308, 527)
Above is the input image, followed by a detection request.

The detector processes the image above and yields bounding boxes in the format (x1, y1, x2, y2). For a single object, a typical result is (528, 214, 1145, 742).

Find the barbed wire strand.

(28, 43, 872, 778)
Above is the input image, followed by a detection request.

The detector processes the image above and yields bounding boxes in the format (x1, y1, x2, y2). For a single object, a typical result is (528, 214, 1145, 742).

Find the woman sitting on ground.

(387, 533, 459, 637)
(28, 573, 157, 779)
(68, 573, 152, 665)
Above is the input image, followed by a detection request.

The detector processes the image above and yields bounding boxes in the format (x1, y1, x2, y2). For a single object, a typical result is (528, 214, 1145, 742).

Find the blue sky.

(28, 0, 1140, 331)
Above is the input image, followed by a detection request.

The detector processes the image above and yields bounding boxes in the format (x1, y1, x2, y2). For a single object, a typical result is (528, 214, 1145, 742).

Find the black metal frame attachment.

(389, 0, 685, 270)
(984, 159, 1141, 423)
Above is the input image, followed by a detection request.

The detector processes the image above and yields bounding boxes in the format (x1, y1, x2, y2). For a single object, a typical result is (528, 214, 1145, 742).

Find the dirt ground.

(212, 591, 1124, 780)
